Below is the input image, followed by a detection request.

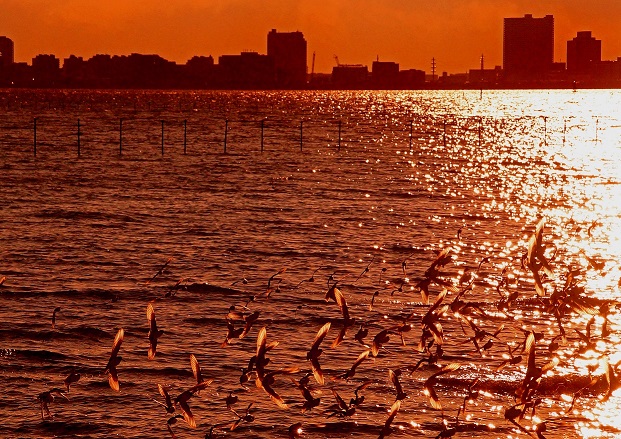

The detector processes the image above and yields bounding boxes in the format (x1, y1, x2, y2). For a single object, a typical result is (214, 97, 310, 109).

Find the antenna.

(431, 57, 436, 81)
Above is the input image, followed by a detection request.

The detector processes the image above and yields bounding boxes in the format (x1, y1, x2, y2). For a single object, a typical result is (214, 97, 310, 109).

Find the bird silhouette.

(104, 328, 124, 391)
(307, 322, 331, 385)
(63, 372, 80, 392)
(423, 363, 460, 410)
(340, 349, 370, 380)
(389, 369, 407, 401)
(175, 379, 213, 428)
(154, 384, 175, 413)
(38, 388, 68, 419)
(378, 400, 401, 439)
(147, 303, 164, 359)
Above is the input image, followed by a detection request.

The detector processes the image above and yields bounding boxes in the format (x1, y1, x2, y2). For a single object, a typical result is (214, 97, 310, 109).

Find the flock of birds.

(33, 218, 621, 439)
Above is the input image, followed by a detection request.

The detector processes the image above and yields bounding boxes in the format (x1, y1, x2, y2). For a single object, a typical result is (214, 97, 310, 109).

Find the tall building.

(567, 31, 601, 74)
(503, 14, 554, 80)
(267, 29, 307, 88)
(0, 36, 14, 68)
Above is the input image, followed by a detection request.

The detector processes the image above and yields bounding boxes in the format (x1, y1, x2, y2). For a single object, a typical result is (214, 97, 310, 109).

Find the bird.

(225, 391, 238, 410)
(38, 388, 68, 419)
(423, 363, 460, 410)
(230, 402, 254, 430)
(190, 354, 207, 386)
(340, 349, 370, 380)
(354, 324, 369, 345)
(389, 369, 407, 401)
(104, 328, 124, 391)
(239, 311, 260, 339)
(51, 307, 61, 329)
(175, 379, 213, 428)
(325, 389, 356, 418)
(378, 400, 401, 439)
(147, 257, 173, 285)
(331, 288, 355, 348)
(154, 384, 175, 413)
(221, 321, 244, 347)
(166, 414, 185, 439)
(349, 380, 372, 407)
(307, 322, 331, 385)
(147, 303, 164, 359)
(291, 375, 320, 412)
(63, 372, 81, 392)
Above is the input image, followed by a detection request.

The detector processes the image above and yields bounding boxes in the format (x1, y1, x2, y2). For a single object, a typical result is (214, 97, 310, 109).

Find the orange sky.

(2, 0, 621, 73)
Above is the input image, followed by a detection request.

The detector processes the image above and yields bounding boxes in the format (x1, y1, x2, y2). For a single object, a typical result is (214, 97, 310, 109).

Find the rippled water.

(1, 89, 620, 439)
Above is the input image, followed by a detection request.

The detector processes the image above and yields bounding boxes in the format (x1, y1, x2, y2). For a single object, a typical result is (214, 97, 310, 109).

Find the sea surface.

(0, 89, 620, 439)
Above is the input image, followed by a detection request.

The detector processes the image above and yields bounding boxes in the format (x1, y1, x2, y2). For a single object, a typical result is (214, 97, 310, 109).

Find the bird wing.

(311, 322, 331, 352)
(190, 354, 202, 383)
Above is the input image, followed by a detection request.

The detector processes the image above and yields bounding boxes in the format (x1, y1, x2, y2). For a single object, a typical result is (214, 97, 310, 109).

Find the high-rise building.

(503, 14, 554, 80)
(567, 31, 601, 74)
(0, 36, 15, 68)
(267, 29, 307, 88)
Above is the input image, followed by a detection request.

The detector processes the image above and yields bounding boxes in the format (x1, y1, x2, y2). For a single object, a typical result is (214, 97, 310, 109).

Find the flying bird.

(104, 328, 124, 391)
(307, 322, 331, 385)
(147, 303, 164, 359)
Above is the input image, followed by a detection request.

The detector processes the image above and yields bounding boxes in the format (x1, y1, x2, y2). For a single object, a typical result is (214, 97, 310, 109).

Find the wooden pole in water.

(33, 117, 37, 157)
(261, 119, 264, 153)
(563, 119, 566, 145)
(77, 119, 81, 157)
(161, 120, 164, 156)
(183, 120, 187, 154)
(338, 120, 341, 152)
(443, 118, 447, 147)
(300, 120, 303, 152)
(409, 120, 413, 152)
(119, 118, 123, 156)
(595, 118, 599, 143)
(478, 116, 482, 147)
(224, 119, 228, 153)
(543, 116, 547, 146)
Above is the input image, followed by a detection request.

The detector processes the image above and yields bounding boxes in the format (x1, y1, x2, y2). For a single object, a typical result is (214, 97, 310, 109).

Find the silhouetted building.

(331, 64, 369, 89)
(184, 55, 215, 88)
(32, 54, 60, 87)
(469, 66, 503, 84)
(371, 61, 399, 89)
(0, 36, 14, 68)
(503, 14, 554, 80)
(267, 29, 307, 88)
(398, 69, 426, 88)
(567, 31, 601, 75)
(216, 52, 275, 89)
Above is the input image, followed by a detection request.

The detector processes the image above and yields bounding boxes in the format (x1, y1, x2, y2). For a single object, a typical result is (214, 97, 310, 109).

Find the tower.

(567, 31, 601, 74)
(267, 29, 307, 88)
(503, 14, 554, 80)
(0, 36, 15, 69)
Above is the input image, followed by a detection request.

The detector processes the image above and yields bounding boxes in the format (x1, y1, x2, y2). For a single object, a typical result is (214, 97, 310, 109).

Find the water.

(1, 89, 620, 439)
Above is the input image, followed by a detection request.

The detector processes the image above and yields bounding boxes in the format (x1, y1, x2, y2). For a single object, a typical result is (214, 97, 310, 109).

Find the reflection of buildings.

(503, 14, 554, 80)
(267, 29, 307, 88)
(567, 31, 601, 74)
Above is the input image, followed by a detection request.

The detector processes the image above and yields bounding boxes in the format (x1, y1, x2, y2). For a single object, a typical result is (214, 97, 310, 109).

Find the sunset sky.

(2, 0, 621, 74)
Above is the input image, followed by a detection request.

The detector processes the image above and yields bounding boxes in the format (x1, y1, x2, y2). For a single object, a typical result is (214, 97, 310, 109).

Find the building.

(32, 54, 61, 86)
(0, 36, 14, 69)
(371, 61, 399, 89)
(216, 52, 275, 89)
(267, 29, 307, 88)
(331, 64, 369, 89)
(567, 31, 601, 74)
(503, 14, 554, 80)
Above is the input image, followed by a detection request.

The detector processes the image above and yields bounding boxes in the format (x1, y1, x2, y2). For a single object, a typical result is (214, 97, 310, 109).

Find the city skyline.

(2, 1, 621, 74)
